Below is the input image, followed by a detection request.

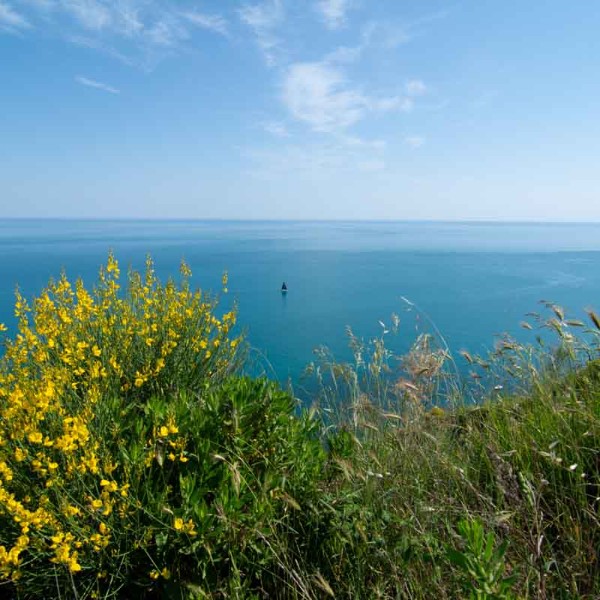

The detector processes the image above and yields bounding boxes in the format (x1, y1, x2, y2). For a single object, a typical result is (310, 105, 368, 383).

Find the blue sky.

(1, 0, 599, 220)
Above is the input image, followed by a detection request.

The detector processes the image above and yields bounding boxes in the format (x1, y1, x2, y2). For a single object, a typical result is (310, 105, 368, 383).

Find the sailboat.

(281, 282, 288, 294)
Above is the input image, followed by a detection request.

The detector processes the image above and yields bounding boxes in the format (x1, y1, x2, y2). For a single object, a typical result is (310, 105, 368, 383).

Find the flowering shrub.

(0, 255, 280, 597)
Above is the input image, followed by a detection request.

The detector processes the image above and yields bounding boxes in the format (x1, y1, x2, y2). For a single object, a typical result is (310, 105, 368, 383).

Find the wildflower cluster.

(0, 254, 242, 595)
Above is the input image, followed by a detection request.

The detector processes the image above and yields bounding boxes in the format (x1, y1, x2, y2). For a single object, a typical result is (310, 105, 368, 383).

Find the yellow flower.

(68, 557, 82, 572)
(173, 517, 184, 531)
(179, 260, 192, 277)
(158, 426, 169, 438)
(27, 432, 43, 444)
(184, 519, 197, 537)
(65, 505, 81, 517)
(106, 254, 120, 275)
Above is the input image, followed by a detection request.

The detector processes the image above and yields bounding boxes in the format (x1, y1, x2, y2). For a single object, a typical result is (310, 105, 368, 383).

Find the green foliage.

(447, 518, 517, 599)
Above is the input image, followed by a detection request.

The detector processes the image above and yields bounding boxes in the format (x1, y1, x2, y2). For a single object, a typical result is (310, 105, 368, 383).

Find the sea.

(1, 220, 600, 392)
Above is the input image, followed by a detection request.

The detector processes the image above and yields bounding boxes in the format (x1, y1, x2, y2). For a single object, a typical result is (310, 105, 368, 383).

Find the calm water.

(1, 220, 600, 389)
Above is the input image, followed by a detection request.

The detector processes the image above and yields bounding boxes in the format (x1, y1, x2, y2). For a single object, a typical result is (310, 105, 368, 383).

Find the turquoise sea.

(1, 220, 600, 389)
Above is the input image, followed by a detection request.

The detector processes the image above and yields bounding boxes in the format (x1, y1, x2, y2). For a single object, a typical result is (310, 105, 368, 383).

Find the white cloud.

(113, 4, 144, 37)
(361, 9, 451, 51)
(182, 11, 228, 37)
(76, 75, 120, 94)
(239, 0, 282, 29)
(282, 61, 411, 133)
(316, 0, 351, 29)
(144, 16, 188, 47)
(10, 1, 230, 66)
(0, 1, 30, 31)
(238, 0, 283, 66)
(69, 34, 138, 66)
(405, 136, 425, 148)
(283, 62, 363, 131)
(405, 79, 427, 96)
(62, 0, 112, 30)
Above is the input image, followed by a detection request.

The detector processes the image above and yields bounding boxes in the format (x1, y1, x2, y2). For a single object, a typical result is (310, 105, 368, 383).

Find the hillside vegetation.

(0, 256, 598, 599)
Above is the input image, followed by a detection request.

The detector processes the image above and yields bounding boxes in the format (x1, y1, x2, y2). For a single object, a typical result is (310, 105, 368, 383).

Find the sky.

(1, 0, 599, 220)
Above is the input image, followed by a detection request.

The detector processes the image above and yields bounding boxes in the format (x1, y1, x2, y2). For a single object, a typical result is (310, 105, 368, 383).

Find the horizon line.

(2, 217, 600, 225)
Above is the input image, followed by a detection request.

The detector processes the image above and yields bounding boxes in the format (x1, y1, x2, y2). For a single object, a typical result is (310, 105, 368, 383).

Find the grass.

(306, 360, 599, 598)
(0, 256, 598, 598)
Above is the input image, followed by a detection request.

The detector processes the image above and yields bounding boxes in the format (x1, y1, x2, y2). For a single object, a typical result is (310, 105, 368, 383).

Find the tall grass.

(303, 303, 600, 599)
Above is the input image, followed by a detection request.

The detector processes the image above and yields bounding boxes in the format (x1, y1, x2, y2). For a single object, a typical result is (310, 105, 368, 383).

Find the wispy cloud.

(11, 1, 230, 67)
(282, 61, 411, 133)
(143, 15, 188, 47)
(69, 35, 138, 67)
(316, 0, 351, 30)
(243, 5, 437, 183)
(362, 8, 452, 51)
(182, 11, 228, 37)
(62, 0, 112, 31)
(238, 0, 282, 32)
(238, 0, 283, 66)
(0, 1, 30, 32)
(76, 75, 120, 94)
